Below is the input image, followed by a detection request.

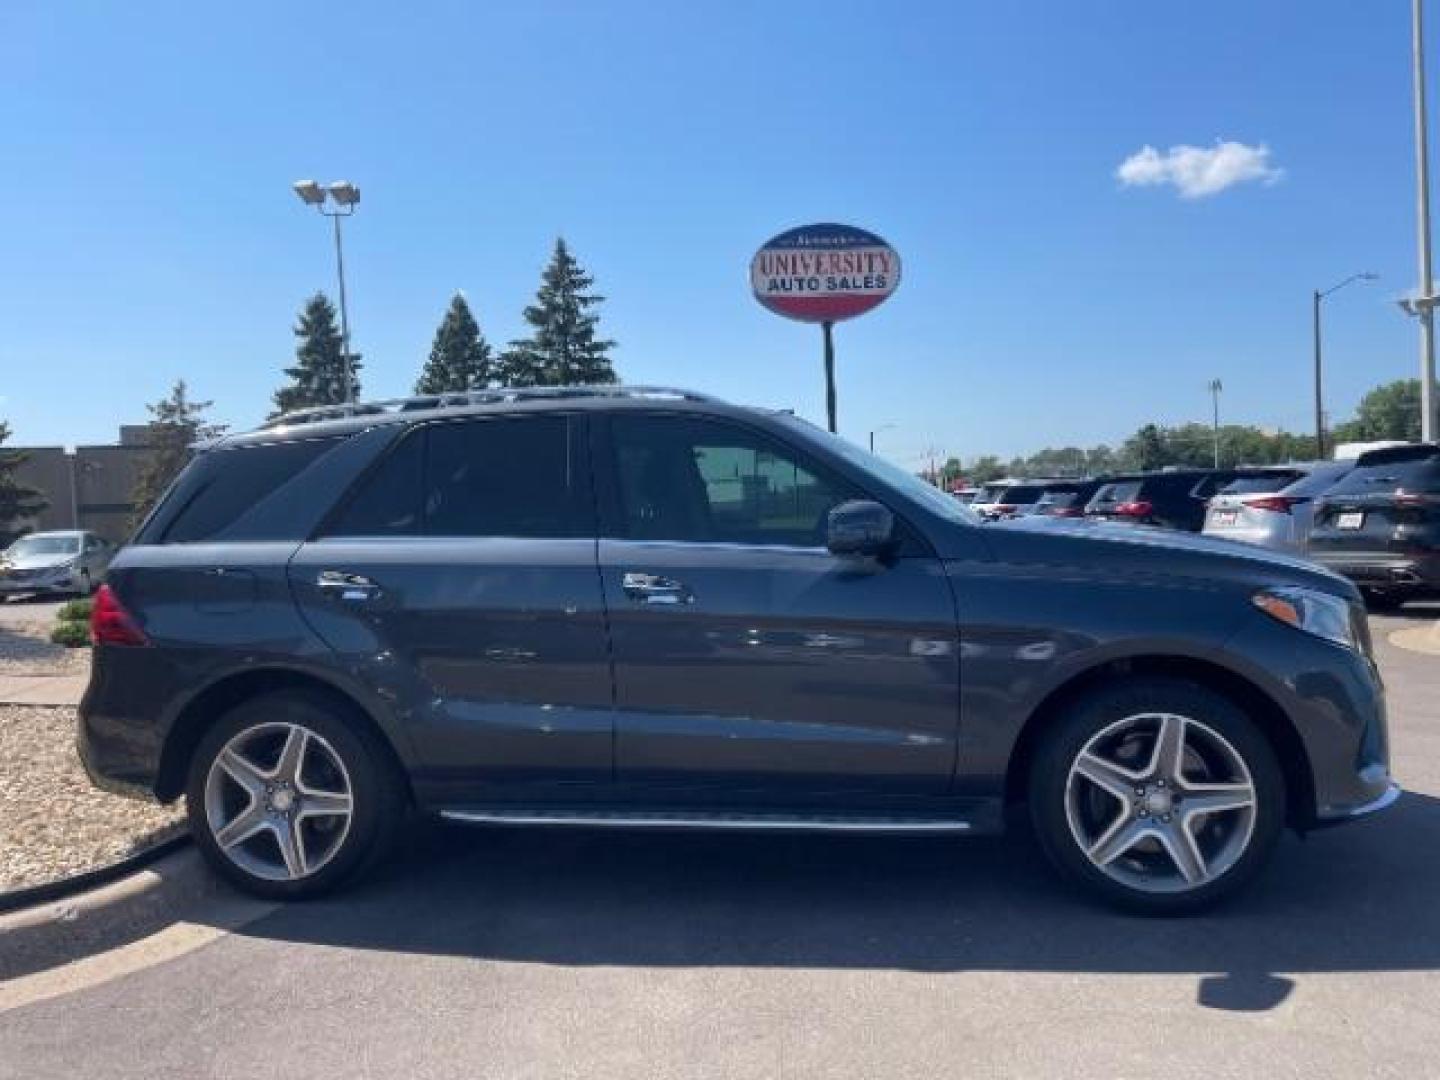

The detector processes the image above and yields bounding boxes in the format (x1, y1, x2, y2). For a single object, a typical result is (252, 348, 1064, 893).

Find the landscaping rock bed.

(0, 704, 184, 891)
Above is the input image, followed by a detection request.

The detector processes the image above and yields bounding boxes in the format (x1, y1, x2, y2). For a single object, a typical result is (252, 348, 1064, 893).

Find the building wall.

(10, 436, 151, 543)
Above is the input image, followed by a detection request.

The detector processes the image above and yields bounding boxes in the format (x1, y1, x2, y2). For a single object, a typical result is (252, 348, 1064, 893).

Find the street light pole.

(1415, 0, 1438, 441)
(293, 180, 361, 405)
(1208, 379, 1223, 468)
(331, 213, 352, 402)
(868, 422, 896, 453)
(1313, 272, 1378, 459)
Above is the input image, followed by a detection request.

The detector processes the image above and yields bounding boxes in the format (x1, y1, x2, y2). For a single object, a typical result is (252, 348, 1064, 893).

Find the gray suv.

(79, 387, 1396, 914)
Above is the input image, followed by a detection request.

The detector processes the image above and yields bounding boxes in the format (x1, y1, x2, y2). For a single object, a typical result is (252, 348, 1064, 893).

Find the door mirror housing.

(826, 500, 896, 557)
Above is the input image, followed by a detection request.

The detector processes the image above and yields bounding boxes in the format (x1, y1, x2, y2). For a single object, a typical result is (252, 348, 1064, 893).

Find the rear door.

(593, 411, 960, 797)
(288, 413, 614, 803)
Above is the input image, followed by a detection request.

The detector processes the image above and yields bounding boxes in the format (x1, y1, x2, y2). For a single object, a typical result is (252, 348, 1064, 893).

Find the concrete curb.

(0, 844, 228, 983)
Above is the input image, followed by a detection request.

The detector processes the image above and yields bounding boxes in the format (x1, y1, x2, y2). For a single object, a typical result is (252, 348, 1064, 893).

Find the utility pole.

(1208, 379, 1223, 468)
(1415, 0, 1438, 441)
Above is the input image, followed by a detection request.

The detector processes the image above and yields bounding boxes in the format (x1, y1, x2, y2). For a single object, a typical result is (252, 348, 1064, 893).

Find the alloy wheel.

(203, 721, 355, 882)
(1064, 712, 1257, 894)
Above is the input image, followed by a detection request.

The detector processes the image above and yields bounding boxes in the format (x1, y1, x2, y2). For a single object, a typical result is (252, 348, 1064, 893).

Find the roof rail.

(259, 385, 722, 430)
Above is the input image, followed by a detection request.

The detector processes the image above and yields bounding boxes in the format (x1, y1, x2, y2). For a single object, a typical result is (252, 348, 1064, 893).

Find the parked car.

(1027, 479, 1107, 519)
(0, 530, 114, 598)
(970, 479, 1053, 520)
(79, 387, 1395, 915)
(1085, 469, 1256, 532)
(1307, 443, 1440, 610)
(1201, 462, 1354, 555)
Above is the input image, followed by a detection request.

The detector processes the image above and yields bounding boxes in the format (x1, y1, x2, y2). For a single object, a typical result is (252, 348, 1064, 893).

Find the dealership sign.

(750, 223, 901, 323)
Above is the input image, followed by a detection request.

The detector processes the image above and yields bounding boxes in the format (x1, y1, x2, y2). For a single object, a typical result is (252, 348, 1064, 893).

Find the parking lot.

(0, 604, 1433, 1079)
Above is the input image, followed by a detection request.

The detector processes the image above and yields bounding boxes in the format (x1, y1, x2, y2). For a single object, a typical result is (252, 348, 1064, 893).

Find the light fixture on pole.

(1207, 379, 1223, 468)
(1313, 272, 1378, 459)
(292, 179, 361, 404)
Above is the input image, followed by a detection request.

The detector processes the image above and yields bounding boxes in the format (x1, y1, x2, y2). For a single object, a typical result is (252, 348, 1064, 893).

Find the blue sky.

(0, 1, 1430, 470)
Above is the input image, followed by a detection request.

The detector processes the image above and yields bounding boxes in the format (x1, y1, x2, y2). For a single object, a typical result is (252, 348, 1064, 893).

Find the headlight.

(1253, 586, 1361, 651)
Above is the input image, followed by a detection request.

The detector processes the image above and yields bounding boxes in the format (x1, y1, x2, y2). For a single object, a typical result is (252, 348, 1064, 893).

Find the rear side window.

(325, 415, 586, 539)
(1328, 449, 1440, 495)
(997, 485, 1045, 504)
(162, 439, 339, 543)
(1217, 471, 1303, 496)
(1090, 481, 1141, 505)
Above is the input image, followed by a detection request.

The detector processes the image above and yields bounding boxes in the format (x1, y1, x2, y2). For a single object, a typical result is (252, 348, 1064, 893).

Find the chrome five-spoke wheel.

(1064, 712, 1257, 894)
(204, 721, 355, 882)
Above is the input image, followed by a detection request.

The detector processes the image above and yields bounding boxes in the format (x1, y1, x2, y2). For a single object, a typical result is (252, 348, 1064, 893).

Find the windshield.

(776, 417, 979, 525)
(5, 535, 80, 558)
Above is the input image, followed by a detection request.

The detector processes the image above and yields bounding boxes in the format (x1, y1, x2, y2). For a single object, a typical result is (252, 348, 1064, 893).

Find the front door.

(288, 413, 613, 804)
(594, 412, 960, 797)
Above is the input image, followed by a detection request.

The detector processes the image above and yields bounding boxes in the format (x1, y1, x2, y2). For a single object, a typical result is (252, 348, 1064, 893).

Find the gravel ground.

(0, 704, 185, 891)
(0, 606, 183, 891)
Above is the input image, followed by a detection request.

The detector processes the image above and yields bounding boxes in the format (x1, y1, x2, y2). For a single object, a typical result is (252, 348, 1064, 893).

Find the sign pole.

(822, 320, 837, 433)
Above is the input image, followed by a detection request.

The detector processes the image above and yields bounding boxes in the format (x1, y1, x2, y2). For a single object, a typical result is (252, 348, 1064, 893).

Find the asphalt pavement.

(1, 605, 1438, 1080)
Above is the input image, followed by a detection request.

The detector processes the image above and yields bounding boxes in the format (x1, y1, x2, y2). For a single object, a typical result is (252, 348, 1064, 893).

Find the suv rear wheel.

(185, 689, 403, 899)
(1029, 678, 1284, 915)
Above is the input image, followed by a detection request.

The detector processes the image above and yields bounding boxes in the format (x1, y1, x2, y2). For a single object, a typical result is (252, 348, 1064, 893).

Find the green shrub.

(50, 620, 92, 648)
(57, 598, 94, 624)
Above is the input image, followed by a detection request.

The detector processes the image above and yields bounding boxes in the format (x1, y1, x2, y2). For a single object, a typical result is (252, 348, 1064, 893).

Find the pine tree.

(130, 381, 226, 529)
(272, 293, 362, 416)
(415, 293, 494, 394)
(498, 238, 618, 386)
(0, 422, 46, 543)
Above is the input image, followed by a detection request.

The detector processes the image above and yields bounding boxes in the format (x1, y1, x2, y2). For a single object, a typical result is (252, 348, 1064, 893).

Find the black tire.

(1028, 677, 1285, 916)
(185, 689, 405, 900)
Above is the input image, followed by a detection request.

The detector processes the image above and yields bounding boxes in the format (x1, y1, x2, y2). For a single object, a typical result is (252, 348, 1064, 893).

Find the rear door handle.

(316, 570, 382, 602)
(621, 571, 693, 605)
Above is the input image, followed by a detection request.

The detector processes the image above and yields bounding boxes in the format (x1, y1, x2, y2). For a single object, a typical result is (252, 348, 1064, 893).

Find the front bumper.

(1312, 781, 1402, 827)
(1222, 612, 1395, 828)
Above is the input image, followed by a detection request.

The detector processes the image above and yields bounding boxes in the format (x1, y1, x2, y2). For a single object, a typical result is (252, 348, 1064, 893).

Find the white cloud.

(1116, 140, 1283, 199)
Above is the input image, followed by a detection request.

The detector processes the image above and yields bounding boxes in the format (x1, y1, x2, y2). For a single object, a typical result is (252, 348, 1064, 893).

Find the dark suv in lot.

(80, 387, 1396, 914)
(1086, 469, 1252, 531)
(1308, 443, 1440, 610)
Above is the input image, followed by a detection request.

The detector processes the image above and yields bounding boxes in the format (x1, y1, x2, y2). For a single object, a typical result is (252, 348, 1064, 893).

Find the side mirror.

(826, 500, 896, 558)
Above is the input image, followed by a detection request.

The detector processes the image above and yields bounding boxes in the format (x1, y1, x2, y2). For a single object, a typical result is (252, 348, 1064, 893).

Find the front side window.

(610, 415, 854, 546)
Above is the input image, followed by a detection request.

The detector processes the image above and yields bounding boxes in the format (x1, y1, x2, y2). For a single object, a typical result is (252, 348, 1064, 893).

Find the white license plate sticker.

(1337, 511, 1365, 529)
(1213, 510, 1238, 527)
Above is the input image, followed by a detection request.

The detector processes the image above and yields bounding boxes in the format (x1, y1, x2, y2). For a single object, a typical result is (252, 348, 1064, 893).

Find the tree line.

(274, 237, 617, 416)
(945, 378, 1426, 485)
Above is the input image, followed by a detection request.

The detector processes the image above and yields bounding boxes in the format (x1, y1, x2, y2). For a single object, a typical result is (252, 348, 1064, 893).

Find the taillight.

(993, 504, 1017, 516)
(1243, 495, 1306, 514)
(1115, 500, 1153, 517)
(1394, 490, 1440, 508)
(1052, 507, 1085, 518)
(91, 584, 149, 647)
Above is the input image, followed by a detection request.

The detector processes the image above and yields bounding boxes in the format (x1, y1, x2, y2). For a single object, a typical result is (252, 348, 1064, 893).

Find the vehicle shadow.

(218, 791, 1440, 1012)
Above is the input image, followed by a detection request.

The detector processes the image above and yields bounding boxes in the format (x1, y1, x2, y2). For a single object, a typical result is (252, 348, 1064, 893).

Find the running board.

(438, 808, 975, 833)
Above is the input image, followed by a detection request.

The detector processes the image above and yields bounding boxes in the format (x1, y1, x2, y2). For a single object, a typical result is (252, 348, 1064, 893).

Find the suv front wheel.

(1029, 678, 1284, 915)
(185, 689, 403, 899)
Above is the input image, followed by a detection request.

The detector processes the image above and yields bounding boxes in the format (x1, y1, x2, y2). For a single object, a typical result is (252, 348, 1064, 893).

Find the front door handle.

(316, 570, 382, 602)
(621, 571, 693, 605)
